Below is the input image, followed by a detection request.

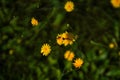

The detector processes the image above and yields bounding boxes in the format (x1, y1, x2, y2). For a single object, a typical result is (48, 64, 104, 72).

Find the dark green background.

(0, 0, 120, 80)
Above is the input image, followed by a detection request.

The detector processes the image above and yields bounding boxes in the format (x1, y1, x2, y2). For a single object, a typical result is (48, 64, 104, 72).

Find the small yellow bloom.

(111, 0, 120, 8)
(64, 50, 75, 61)
(41, 43, 51, 56)
(64, 1, 74, 12)
(56, 34, 63, 45)
(73, 58, 83, 68)
(31, 17, 39, 26)
(109, 43, 115, 48)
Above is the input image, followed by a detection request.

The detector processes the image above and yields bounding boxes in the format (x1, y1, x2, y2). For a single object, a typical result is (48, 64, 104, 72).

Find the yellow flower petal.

(56, 34, 63, 45)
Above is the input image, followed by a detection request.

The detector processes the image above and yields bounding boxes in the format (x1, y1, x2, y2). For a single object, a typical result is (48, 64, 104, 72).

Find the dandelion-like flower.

(56, 31, 76, 46)
(64, 1, 74, 12)
(64, 50, 75, 61)
(41, 43, 51, 56)
(62, 31, 75, 46)
(111, 0, 120, 8)
(73, 58, 83, 68)
(31, 17, 39, 26)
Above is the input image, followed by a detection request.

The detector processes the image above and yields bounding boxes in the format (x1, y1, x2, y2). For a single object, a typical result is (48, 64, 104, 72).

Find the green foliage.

(0, 0, 120, 80)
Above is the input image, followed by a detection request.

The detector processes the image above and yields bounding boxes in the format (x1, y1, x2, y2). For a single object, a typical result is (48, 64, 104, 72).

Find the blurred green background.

(0, 0, 120, 80)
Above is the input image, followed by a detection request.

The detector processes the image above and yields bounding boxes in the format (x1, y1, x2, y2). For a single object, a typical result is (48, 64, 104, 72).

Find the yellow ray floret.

(111, 0, 120, 8)
(31, 17, 39, 26)
(56, 34, 63, 45)
(64, 50, 75, 61)
(41, 43, 51, 56)
(73, 58, 83, 68)
(64, 1, 74, 12)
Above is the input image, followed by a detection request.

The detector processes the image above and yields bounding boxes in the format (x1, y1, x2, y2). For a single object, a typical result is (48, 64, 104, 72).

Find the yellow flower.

(109, 42, 115, 48)
(41, 43, 51, 56)
(31, 17, 39, 26)
(111, 0, 120, 8)
(56, 31, 76, 46)
(56, 34, 63, 45)
(64, 1, 74, 12)
(73, 58, 83, 68)
(64, 50, 75, 61)
(62, 31, 75, 46)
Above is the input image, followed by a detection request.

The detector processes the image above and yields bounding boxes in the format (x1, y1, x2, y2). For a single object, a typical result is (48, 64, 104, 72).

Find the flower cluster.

(56, 31, 76, 46)
(64, 50, 84, 68)
(40, 31, 83, 69)
(39, 1, 84, 69)
(38, 0, 119, 69)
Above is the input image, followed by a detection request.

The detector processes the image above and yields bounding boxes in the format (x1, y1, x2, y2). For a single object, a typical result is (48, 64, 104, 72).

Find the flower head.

(64, 50, 75, 61)
(64, 1, 74, 12)
(41, 43, 51, 56)
(62, 31, 75, 46)
(73, 58, 83, 68)
(31, 17, 39, 26)
(111, 0, 120, 8)
(56, 31, 76, 46)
